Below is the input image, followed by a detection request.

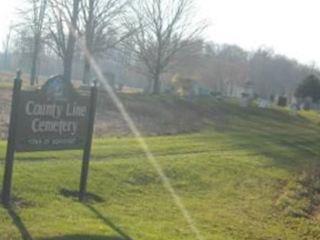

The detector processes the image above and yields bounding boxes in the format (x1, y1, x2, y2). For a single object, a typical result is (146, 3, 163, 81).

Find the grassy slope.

(1, 101, 320, 239)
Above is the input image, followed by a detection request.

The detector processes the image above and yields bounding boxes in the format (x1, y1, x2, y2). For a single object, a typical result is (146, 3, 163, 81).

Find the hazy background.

(1, 0, 319, 66)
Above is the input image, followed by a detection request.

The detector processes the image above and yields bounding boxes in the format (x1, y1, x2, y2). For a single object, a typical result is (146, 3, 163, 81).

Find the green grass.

(0, 81, 13, 90)
(1, 102, 320, 239)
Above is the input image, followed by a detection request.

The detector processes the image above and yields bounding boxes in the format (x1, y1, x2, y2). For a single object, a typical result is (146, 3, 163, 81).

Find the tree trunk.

(63, 0, 80, 82)
(30, 38, 41, 86)
(152, 73, 161, 94)
(144, 78, 152, 94)
(82, 59, 91, 84)
(82, 0, 94, 85)
(3, 28, 12, 71)
(63, 54, 73, 82)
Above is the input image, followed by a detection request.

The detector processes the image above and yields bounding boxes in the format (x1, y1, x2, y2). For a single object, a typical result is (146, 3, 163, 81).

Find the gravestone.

(277, 96, 287, 107)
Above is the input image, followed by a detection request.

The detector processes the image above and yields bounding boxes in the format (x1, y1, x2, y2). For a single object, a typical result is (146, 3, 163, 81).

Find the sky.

(197, 0, 320, 66)
(0, 0, 320, 66)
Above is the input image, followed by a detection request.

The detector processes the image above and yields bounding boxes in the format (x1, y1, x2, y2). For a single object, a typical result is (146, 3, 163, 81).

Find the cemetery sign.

(1, 72, 98, 206)
(15, 76, 91, 151)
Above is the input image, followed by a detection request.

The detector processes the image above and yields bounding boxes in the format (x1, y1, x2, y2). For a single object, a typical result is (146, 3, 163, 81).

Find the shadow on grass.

(60, 188, 105, 203)
(6, 207, 34, 240)
(1, 189, 132, 240)
(232, 131, 319, 167)
(203, 104, 320, 170)
(84, 204, 133, 240)
(2, 201, 132, 240)
(38, 235, 126, 240)
(60, 188, 133, 240)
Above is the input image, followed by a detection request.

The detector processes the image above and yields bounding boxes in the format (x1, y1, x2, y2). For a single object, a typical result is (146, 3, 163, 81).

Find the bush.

(295, 75, 320, 103)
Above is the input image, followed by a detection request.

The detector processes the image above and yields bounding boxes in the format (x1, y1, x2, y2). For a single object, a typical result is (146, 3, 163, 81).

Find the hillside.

(0, 86, 247, 138)
(1, 93, 320, 239)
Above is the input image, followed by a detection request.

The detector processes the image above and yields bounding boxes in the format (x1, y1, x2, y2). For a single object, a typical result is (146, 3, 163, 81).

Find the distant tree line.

(295, 74, 320, 103)
(0, 0, 317, 97)
(0, 0, 205, 95)
(168, 42, 318, 98)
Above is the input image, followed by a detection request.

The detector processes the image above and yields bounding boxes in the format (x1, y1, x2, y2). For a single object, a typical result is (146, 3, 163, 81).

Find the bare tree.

(12, 27, 33, 72)
(48, 0, 81, 82)
(2, 25, 14, 71)
(79, 0, 130, 84)
(124, 0, 206, 94)
(19, 0, 48, 85)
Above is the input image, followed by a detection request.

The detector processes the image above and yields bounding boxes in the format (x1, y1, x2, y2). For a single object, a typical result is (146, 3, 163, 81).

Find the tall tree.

(125, 0, 206, 94)
(2, 25, 13, 71)
(64, 0, 81, 82)
(48, 0, 81, 82)
(295, 74, 320, 102)
(19, 0, 48, 85)
(80, 0, 130, 84)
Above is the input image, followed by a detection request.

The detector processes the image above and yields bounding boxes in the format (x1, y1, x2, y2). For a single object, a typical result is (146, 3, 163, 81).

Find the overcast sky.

(0, 0, 319, 66)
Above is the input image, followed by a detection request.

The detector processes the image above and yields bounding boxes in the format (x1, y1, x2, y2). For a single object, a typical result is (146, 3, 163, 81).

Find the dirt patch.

(0, 88, 12, 139)
(0, 193, 36, 208)
(0, 88, 226, 139)
(275, 166, 320, 219)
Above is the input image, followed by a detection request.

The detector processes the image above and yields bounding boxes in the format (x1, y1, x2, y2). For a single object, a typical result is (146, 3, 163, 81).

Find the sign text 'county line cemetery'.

(1, 73, 98, 206)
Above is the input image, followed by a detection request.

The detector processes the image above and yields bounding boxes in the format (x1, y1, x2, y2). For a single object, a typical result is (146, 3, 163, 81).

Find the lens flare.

(51, 2, 205, 239)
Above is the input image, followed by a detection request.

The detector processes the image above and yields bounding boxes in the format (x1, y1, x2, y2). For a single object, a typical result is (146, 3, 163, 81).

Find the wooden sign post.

(1, 73, 98, 206)
(2, 71, 22, 206)
(79, 81, 98, 201)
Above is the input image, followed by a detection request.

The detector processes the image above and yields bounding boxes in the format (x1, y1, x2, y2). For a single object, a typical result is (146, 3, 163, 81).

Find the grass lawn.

(1, 103, 320, 239)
